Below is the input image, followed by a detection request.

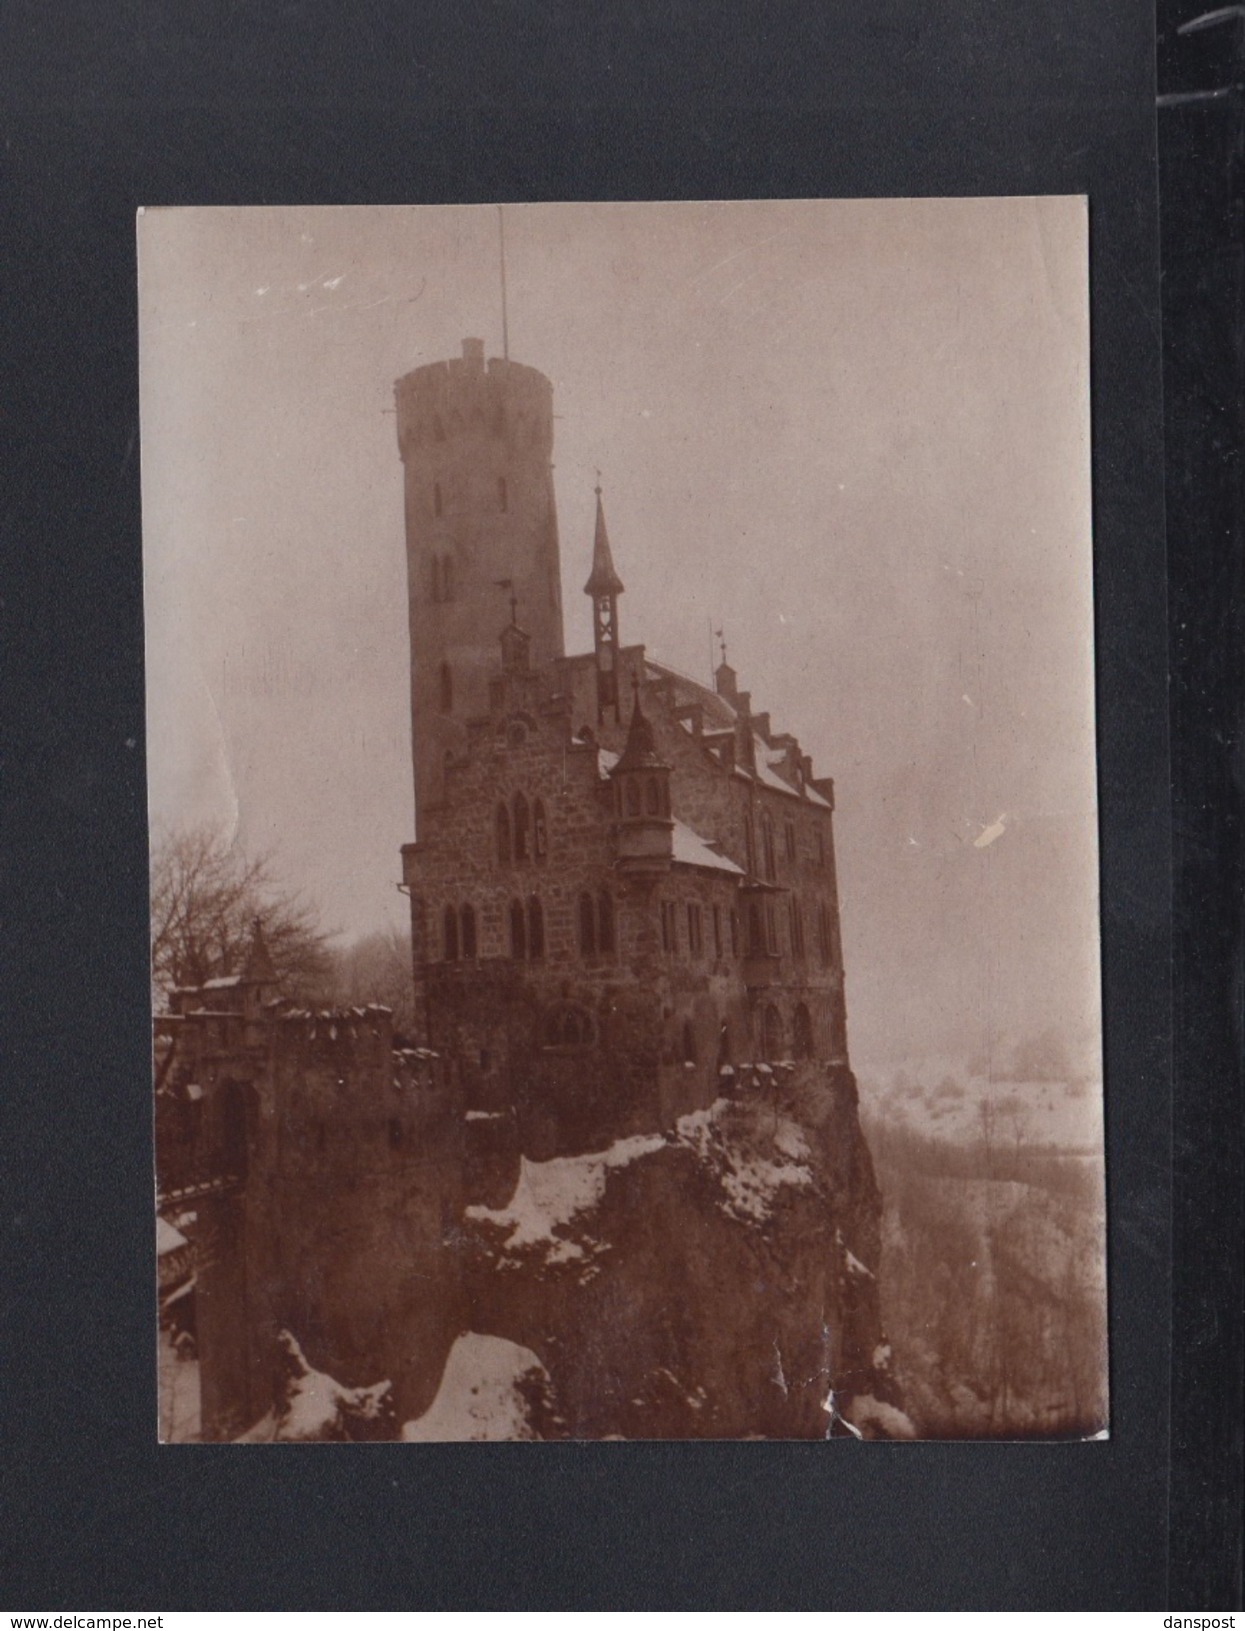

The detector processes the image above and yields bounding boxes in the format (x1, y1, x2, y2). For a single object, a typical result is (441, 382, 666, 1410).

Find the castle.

(397, 337, 852, 1161)
(155, 335, 871, 1441)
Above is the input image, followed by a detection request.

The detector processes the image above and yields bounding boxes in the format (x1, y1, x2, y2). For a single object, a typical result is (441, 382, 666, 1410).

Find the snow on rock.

(465, 1134, 667, 1266)
(843, 1393, 917, 1441)
(674, 1098, 814, 1224)
(237, 1330, 395, 1442)
(402, 1333, 554, 1442)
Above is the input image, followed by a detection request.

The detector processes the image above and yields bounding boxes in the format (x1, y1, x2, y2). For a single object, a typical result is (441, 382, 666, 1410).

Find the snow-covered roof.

(156, 1216, 189, 1256)
(671, 820, 744, 876)
(202, 975, 245, 990)
(597, 746, 619, 779)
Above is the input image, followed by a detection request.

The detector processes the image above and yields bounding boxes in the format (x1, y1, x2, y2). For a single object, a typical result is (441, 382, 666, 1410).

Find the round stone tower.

(395, 337, 565, 819)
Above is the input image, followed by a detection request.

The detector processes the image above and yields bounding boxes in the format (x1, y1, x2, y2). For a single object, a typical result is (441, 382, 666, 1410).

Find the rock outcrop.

(454, 1063, 906, 1439)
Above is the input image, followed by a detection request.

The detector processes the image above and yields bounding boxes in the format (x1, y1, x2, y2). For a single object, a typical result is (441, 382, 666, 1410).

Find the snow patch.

(465, 1133, 667, 1262)
(843, 1394, 917, 1441)
(675, 1098, 814, 1223)
(403, 1333, 551, 1442)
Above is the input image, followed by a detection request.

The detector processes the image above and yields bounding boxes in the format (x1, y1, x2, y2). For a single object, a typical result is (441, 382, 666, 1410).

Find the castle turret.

(396, 338, 565, 818)
(584, 482, 625, 724)
(610, 682, 673, 878)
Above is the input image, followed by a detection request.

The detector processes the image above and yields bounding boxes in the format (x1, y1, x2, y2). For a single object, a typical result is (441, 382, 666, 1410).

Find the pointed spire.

(584, 481, 625, 598)
(613, 676, 666, 774)
(243, 917, 278, 985)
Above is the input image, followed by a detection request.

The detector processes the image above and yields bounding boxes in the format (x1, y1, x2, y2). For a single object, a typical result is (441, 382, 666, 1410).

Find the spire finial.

(716, 626, 728, 666)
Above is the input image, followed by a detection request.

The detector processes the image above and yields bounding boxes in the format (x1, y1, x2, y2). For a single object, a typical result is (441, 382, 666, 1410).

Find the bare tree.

(149, 823, 333, 1006)
(327, 925, 416, 1034)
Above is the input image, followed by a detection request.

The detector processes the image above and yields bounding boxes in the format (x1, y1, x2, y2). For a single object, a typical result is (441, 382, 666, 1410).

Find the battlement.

(395, 340, 554, 461)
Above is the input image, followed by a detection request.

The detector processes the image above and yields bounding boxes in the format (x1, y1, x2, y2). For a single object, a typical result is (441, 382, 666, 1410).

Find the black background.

(0, 0, 1233, 1609)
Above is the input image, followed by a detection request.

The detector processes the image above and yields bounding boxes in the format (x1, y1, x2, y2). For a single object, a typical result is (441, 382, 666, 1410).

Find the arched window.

(509, 899, 527, 961)
(794, 1003, 815, 1060)
(443, 904, 459, 961)
(439, 661, 453, 714)
(496, 802, 512, 864)
(512, 792, 530, 861)
(748, 900, 765, 956)
(460, 903, 477, 959)
(527, 896, 545, 959)
(762, 1004, 783, 1060)
(645, 777, 660, 815)
(744, 815, 757, 876)
(626, 780, 641, 816)
(533, 798, 548, 860)
(498, 475, 508, 513)
(681, 1020, 698, 1064)
(578, 891, 597, 956)
(433, 480, 443, 516)
(762, 814, 776, 880)
(597, 891, 614, 954)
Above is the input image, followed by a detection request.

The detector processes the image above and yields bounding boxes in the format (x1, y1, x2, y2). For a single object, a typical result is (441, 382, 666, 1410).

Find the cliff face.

(453, 1062, 904, 1439)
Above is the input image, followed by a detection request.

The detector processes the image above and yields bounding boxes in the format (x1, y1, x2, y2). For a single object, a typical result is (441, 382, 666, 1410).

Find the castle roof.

(583, 487, 625, 598)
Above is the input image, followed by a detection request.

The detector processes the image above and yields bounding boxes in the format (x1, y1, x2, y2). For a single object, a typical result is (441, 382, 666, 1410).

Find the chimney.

(462, 336, 485, 371)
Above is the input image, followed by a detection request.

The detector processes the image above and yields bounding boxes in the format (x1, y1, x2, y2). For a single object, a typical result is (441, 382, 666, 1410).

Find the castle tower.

(395, 337, 565, 818)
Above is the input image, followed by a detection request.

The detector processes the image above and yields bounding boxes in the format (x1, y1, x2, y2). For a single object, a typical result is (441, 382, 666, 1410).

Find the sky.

(139, 198, 1099, 1082)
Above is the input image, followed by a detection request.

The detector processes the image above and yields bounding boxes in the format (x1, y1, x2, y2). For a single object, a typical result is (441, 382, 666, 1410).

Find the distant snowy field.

(858, 1057, 1104, 1154)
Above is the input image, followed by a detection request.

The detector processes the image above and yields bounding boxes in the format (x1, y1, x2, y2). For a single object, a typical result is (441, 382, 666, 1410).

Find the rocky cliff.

(426, 1062, 909, 1440)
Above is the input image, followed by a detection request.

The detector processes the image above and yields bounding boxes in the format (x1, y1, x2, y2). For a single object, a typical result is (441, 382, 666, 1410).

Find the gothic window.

(785, 818, 797, 864)
(712, 905, 723, 960)
(496, 802, 512, 865)
(433, 480, 443, 516)
(687, 902, 703, 957)
(748, 900, 765, 957)
(765, 899, 779, 955)
(794, 1003, 815, 1060)
(578, 891, 597, 956)
(527, 895, 545, 959)
(626, 780, 641, 817)
(533, 798, 548, 860)
(498, 476, 508, 512)
(509, 899, 527, 961)
(761, 1003, 784, 1061)
(661, 900, 678, 954)
(646, 777, 660, 815)
(460, 903, 477, 959)
(790, 899, 805, 959)
(543, 1003, 595, 1049)
(681, 1020, 697, 1064)
(730, 909, 740, 957)
(744, 815, 757, 876)
(439, 661, 453, 714)
(443, 904, 459, 961)
(762, 814, 777, 881)
(512, 792, 530, 861)
(597, 891, 615, 954)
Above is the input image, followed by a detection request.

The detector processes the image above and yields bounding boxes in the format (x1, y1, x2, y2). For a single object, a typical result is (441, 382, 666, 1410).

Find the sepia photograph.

(140, 198, 1106, 1443)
